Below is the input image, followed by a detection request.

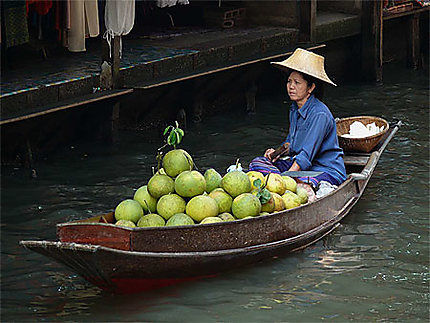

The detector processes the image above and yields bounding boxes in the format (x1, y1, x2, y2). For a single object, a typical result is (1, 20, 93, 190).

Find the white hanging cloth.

(156, 0, 189, 8)
(104, 0, 135, 58)
(68, 0, 100, 52)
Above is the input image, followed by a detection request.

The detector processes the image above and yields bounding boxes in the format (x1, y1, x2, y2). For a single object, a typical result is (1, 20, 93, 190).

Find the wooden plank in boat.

(344, 155, 370, 166)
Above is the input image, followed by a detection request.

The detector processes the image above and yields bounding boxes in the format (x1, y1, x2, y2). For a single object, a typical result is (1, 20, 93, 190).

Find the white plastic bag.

(316, 181, 338, 198)
(342, 121, 384, 139)
(226, 163, 243, 173)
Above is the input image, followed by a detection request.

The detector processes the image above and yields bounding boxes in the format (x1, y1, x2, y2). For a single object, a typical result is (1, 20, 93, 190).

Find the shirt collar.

(291, 94, 315, 119)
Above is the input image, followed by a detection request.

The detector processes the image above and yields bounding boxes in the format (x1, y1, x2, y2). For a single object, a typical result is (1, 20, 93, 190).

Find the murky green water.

(1, 64, 429, 322)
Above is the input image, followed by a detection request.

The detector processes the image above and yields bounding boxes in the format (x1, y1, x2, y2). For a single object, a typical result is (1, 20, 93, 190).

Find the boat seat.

(343, 153, 370, 167)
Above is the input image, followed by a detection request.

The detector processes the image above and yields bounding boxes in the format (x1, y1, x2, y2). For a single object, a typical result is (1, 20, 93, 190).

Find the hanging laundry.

(68, 0, 99, 52)
(26, 0, 53, 16)
(1, 0, 29, 48)
(54, 0, 71, 44)
(104, 0, 135, 58)
(156, 0, 189, 8)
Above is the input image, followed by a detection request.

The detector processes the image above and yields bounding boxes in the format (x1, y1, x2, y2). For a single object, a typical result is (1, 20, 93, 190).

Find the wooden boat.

(20, 121, 401, 294)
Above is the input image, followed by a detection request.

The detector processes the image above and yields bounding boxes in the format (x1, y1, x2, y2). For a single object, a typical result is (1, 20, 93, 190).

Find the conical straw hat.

(271, 48, 337, 86)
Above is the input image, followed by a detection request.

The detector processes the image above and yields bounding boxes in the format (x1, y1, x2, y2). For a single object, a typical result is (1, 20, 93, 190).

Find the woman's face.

(287, 71, 315, 107)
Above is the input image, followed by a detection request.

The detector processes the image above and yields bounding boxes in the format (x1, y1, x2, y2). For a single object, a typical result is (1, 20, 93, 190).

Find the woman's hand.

(264, 148, 278, 162)
(288, 161, 301, 171)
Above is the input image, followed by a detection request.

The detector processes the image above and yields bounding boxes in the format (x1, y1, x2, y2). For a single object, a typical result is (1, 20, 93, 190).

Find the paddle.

(281, 171, 324, 177)
(269, 143, 290, 161)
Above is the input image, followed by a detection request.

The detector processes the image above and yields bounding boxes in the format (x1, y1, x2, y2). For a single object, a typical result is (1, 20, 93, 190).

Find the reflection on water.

(1, 63, 429, 321)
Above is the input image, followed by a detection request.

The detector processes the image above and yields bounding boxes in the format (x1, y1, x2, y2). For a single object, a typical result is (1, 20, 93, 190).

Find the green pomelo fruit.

(200, 217, 223, 224)
(208, 188, 233, 213)
(247, 171, 265, 191)
(232, 193, 262, 219)
(218, 213, 235, 222)
(115, 219, 136, 228)
(137, 214, 165, 227)
(264, 173, 287, 195)
(272, 192, 286, 212)
(175, 170, 206, 198)
(156, 194, 186, 220)
(282, 191, 302, 210)
(114, 199, 143, 223)
(147, 174, 175, 198)
(221, 171, 251, 198)
(296, 186, 309, 204)
(282, 175, 297, 193)
(166, 213, 194, 227)
(204, 168, 222, 193)
(186, 195, 219, 222)
(134, 185, 157, 213)
(260, 212, 270, 216)
(162, 149, 194, 177)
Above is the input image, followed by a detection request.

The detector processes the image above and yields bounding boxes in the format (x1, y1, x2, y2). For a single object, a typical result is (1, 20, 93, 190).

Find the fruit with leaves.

(162, 149, 194, 178)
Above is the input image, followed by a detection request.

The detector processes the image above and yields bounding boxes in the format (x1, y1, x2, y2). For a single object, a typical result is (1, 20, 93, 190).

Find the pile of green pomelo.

(114, 149, 309, 228)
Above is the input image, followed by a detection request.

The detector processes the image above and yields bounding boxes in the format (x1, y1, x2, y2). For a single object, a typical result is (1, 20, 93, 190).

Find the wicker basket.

(336, 116, 389, 153)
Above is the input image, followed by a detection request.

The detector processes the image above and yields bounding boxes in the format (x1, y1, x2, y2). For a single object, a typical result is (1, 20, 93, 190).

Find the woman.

(249, 48, 346, 189)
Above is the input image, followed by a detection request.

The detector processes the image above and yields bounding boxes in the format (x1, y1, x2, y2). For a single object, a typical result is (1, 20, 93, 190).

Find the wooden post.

(100, 35, 122, 143)
(100, 35, 121, 88)
(299, 0, 317, 42)
(361, 0, 383, 82)
(110, 101, 120, 144)
(109, 36, 121, 143)
(112, 36, 121, 88)
(24, 139, 36, 177)
(407, 13, 420, 69)
(245, 83, 257, 115)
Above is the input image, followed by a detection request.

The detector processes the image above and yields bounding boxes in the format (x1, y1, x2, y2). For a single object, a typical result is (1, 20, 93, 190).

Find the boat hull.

(20, 122, 401, 294)
(22, 212, 344, 293)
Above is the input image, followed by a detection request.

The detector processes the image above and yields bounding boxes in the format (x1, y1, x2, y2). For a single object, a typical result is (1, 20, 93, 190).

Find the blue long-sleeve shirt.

(283, 95, 347, 185)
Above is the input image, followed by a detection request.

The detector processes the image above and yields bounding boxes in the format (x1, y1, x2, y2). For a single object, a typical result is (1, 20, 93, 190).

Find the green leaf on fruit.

(260, 189, 272, 205)
(163, 121, 185, 149)
(163, 126, 173, 136)
(253, 179, 262, 189)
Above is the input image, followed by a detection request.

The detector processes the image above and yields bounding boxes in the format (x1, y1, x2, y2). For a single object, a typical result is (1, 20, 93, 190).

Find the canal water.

(1, 63, 428, 321)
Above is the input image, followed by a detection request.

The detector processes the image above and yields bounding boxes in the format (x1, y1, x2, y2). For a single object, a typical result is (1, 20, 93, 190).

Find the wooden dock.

(0, 1, 427, 165)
